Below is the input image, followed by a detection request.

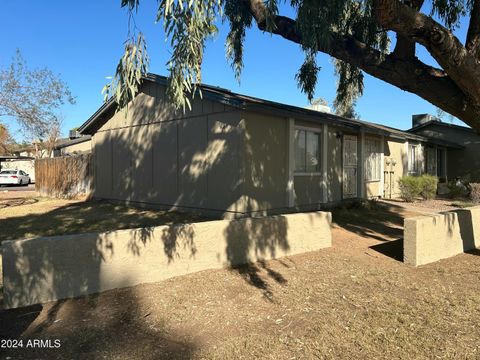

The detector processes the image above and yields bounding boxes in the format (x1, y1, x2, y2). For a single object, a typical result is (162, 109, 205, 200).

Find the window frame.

(408, 143, 420, 175)
(293, 126, 322, 176)
(364, 137, 381, 182)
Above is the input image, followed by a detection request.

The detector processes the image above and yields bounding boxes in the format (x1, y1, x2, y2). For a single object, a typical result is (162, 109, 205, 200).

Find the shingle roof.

(78, 73, 462, 149)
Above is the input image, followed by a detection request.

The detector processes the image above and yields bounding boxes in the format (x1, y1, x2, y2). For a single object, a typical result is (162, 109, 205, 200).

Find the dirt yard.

(1, 199, 480, 359)
(0, 196, 207, 243)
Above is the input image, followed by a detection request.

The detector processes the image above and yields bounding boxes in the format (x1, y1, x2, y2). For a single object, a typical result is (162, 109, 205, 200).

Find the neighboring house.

(408, 114, 480, 182)
(13, 144, 51, 159)
(5, 135, 91, 182)
(78, 73, 459, 218)
(53, 135, 92, 157)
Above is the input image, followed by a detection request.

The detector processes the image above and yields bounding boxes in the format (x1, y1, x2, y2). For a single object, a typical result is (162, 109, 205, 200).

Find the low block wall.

(2, 211, 332, 309)
(404, 206, 480, 266)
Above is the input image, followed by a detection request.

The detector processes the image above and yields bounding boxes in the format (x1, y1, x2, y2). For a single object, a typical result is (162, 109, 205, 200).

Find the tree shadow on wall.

(90, 90, 293, 296)
(0, 202, 200, 358)
(1, 84, 297, 353)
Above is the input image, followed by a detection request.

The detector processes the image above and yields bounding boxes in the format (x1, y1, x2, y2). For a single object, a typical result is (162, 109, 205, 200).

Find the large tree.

(106, 0, 480, 132)
(0, 124, 14, 155)
(0, 50, 75, 142)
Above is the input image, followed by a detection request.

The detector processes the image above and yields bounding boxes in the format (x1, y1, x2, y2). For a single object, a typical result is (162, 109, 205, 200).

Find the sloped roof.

(0, 155, 34, 161)
(78, 73, 462, 149)
(54, 135, 91, 150)
(408, 119, 475, 134)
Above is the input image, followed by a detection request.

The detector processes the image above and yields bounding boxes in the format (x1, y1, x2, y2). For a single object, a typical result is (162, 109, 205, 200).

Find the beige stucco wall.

(60, 139, 92, 155)
(2, 211, 332, 309)
(404, 206, 480, 266)
(383, 138, 407, 198)
(366, 181, 381, 198)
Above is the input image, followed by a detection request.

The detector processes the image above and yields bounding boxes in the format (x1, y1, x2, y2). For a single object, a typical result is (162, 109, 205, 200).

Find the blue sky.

(0, 1, 468, 140)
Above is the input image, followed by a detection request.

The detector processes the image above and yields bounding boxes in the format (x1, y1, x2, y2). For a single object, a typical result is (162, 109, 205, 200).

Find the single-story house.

(78, 73, 462, 218)
(408, 114, 480, 182)
(53, 135, 92, 157)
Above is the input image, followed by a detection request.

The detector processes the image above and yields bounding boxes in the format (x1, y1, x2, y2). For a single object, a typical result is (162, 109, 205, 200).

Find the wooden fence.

(35, 154, 94, 198)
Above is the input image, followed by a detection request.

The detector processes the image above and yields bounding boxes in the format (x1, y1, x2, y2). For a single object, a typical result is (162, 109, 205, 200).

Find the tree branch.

(374, 0, 480, 106)
(466, 0, 480, 58)
(392, 0, 424, 59)
(241, 0, 480, 129)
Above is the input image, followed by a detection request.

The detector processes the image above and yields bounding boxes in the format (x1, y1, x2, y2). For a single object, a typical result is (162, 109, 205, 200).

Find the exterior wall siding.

(240, 112, 289, 215)
(92, 79, 439, 214)
(92, 80, 244, 217)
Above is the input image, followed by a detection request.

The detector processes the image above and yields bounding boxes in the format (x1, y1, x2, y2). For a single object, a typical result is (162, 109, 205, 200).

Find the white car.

(0, 170, 31, 186)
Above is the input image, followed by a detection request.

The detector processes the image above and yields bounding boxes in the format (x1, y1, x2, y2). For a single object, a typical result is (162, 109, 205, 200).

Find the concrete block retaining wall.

(404, 206, 480, 266)
(2, 211, 332, 309)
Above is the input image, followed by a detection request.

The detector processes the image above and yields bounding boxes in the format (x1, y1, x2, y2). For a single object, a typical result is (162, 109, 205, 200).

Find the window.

(294, 128, 321, 173)
(365, 138, 381, 181)
(425, 147, 436, 175)
(408, 144, 419, 174)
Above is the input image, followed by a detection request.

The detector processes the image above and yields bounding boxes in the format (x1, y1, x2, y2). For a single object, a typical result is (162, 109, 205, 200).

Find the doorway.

(343, 135, 358, 198)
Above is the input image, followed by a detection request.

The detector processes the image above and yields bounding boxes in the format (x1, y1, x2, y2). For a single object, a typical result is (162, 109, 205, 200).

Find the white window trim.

(364, 137, 381, 182)
(293, 126, 322, 175)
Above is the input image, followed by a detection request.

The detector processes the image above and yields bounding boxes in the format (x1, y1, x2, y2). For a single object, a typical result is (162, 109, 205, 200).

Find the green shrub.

(469, 183, 480, 203)
(419, 174, 438, 200)
(448, 180, 468, 199)
(398, 176, 421, 202)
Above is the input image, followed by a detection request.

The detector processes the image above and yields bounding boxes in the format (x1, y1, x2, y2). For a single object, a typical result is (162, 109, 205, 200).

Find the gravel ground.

(380, 197, 476, 214)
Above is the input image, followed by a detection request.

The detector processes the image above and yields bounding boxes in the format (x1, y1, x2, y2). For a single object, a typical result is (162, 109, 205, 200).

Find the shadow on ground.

(232, 260, 288, 302)
(370, 239, 404, 262)
(332, 201, 412, 262)
(0, 287, 197, 359)
(332, 201, 406, 242)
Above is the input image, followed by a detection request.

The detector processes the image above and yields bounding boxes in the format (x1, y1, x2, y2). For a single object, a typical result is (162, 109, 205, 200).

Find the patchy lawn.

(1, 201, 480, 359)
(0, 197, 207, 243)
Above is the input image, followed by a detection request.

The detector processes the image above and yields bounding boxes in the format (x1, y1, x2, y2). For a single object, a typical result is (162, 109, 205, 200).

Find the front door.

(343, 135, 358, 198)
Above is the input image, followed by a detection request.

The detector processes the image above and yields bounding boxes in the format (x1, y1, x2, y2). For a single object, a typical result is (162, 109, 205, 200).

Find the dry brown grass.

(0, 197, 206, 243)
(1, 200, 480, 359)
